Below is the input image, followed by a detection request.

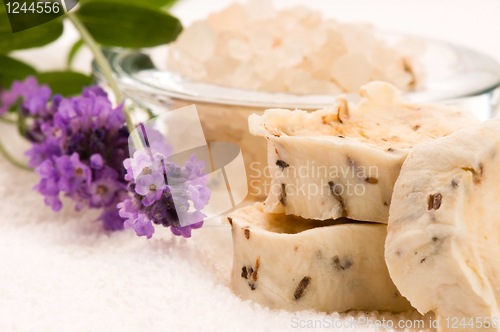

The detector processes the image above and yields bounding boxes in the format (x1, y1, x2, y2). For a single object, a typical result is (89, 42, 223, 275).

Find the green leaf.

(79, 0, 180, 9)
(67, 39, 85, 69)
(0, 4, 64, 53)
(2, 1, 64, 33)
(76, 0, 183, 48)
(117, 0, 178, 9)
(160, 0, 180, 11)
(0, 55, 37, 88)
(36, 71, 92, 96)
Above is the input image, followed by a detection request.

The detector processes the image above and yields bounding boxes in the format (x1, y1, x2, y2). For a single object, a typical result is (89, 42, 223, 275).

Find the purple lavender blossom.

(171, 218, 203, 238)
(43, 195, 63, 212)
(118, 150, 211, 239)
(2, 77, 130, 230)
(55, 153, 92, 193)
(2, 76, 211, 236)
(88, 167, 126, 208)
(135, 172, 165, 206)
(184, 154, 207, 180)
(97, 192, 130, 231)
(0, 83, 21, 115)
(117, 198, 139, 228)
(131, 214, 155, 239)
(82, 86, 108, 98)
(0, 77, 51, 115)
(146, 129, 173, 158)
(25, 141, 60, 168)
(33, 160, 62, 211)
(123, 150, 157, 182)
(90, 154, 104, 170)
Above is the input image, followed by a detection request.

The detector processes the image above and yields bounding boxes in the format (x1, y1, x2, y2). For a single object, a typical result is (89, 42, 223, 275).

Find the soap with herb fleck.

(386, 118, 500, 330)
(229, 202, 413, 313)
(248, 82, 478, 223)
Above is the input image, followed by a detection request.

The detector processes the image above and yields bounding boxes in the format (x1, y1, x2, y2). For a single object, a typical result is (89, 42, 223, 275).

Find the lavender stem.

(64, 7, 144, 150)
(0, 136, 32, 171)
(0, 116, 16, 125)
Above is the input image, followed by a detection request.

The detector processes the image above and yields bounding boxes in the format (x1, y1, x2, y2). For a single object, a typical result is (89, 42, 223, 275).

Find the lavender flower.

(55, 153, 92, 193)
(135, 170, 166, 206)
(2, 76, 211, 237)
(118, 149, 211, 239)
(97, 191, 130, 231)
(33, 159, 62, 211)
(0, 77, 51, 115)
(117, 198, 139, 227)
(130, 214, 155, 239)
(88, 167, 126, 208)
(2, 77, 130, 230)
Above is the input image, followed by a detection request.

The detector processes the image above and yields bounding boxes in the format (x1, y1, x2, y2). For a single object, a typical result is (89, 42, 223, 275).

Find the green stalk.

(64, 12, 123, 104)
(64, 8, 143, 150)
(0, 138, 33, 171)
(0, 116, 16, 125)
(0, 103, 31, 170)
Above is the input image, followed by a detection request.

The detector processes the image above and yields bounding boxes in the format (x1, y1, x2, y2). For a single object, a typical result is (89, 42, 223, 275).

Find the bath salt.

(167, 0, 425, 95)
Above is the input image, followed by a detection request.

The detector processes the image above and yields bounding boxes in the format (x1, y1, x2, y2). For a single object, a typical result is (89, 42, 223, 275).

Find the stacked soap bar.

(249, 82, 477, 222)
(229, 203, 413, 313)
(228, 82, 480, 313)
(386, 117, 500, 329)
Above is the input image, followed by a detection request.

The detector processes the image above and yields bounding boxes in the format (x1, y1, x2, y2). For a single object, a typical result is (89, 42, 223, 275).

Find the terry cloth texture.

(0, 125, 431, 332)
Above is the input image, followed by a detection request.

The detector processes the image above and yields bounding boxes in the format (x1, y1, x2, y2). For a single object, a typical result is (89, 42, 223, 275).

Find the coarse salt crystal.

(175, 21, 217, 62)
(249, 28, 274, 57)
(228, 37, 253, 62)
(214, 32, 234, 57)
(167, 0, 425, 95)
(331, 53, 372, 92)
(231, 63, 260, 90)
(205, 56, 240, 85)
(175, 54, 207, 81)
(339, 23, 377, 57)
(207, 3, 248, 32)
(245, 0, 276, 22)
(253, 56, 278, 81)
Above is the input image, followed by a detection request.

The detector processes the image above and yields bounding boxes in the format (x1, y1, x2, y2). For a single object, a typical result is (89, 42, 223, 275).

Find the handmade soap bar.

(249, 82, 479, 223)
(386, 118, 500, 331)
(229, 202, 413, 313)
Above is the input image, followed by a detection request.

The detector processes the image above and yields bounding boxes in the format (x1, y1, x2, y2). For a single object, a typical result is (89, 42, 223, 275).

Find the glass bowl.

(93, 33, 500, 200)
